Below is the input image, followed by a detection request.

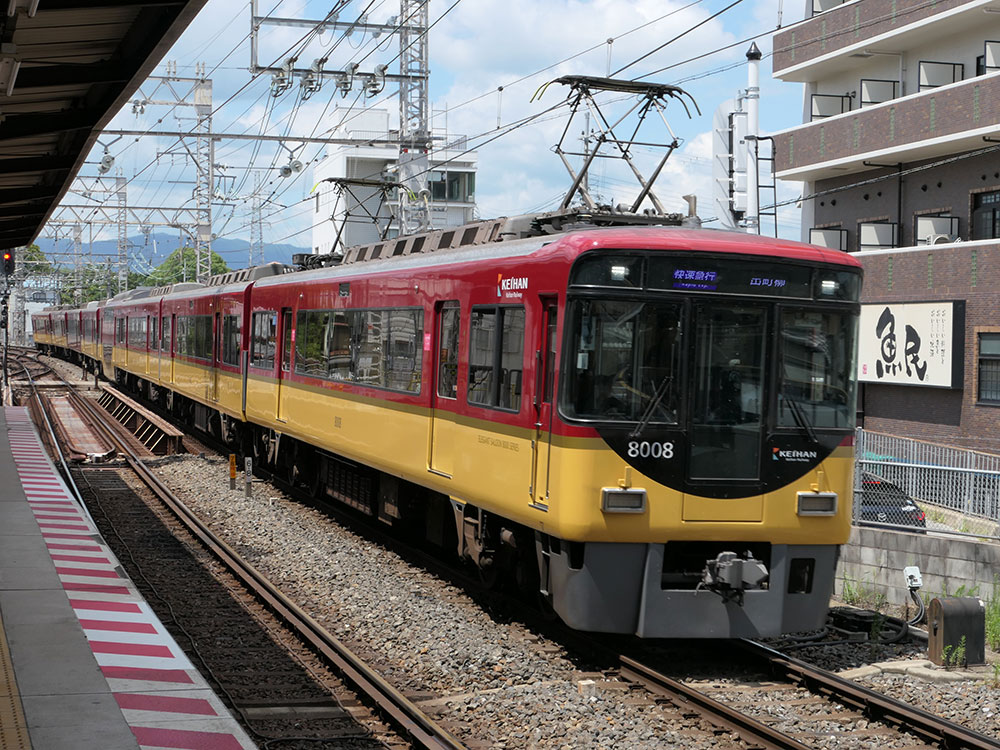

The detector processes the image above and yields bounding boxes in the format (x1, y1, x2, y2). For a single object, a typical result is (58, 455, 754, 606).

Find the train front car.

(543, 230, 862, 638)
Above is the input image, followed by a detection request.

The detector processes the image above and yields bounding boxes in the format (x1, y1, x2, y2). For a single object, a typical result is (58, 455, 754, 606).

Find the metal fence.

(854, 429, 1000, 539)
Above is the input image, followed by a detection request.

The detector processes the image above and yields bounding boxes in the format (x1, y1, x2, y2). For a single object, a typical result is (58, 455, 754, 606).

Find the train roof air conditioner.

(926, 233, 959, 245)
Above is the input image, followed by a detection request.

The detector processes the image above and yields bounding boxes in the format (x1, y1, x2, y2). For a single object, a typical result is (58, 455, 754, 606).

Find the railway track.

(21, 351, 1000, 750)
(17, 355, 468, 750)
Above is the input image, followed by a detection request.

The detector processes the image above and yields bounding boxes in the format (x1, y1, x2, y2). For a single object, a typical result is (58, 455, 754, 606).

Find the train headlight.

(797, 491, 838, 516)
(601, 488, 647, 513)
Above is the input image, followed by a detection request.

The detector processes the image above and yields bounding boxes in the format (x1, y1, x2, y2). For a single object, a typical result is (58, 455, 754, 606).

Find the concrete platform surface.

(0, 406, 256, 750)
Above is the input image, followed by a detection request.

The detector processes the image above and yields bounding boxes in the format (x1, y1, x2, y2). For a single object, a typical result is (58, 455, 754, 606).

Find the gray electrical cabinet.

(928, 597, 985, 667)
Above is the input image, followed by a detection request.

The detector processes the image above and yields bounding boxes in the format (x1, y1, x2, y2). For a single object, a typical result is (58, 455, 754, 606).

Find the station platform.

(0, 406, 257, 750)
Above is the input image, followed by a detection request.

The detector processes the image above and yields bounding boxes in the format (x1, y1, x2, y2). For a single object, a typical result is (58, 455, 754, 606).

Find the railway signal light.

(2, 250, 13, 276)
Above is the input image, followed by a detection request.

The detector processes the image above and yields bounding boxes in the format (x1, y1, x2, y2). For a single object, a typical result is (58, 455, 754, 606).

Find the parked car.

(856, 472, 927, 533)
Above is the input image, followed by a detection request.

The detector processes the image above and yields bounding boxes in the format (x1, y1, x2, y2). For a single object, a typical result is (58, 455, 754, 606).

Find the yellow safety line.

(0, 609, 31, 750)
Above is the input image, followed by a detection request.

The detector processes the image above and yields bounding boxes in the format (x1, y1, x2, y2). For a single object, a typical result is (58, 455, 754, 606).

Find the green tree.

(21, 243, 53, 275)
(143, 246, 229, 286)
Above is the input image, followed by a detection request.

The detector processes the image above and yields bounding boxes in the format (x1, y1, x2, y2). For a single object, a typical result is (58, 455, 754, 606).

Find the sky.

(51, 0, 813, 270)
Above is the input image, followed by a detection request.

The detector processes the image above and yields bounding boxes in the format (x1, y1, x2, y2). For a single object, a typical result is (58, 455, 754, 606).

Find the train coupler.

(698, 551, 769, 607)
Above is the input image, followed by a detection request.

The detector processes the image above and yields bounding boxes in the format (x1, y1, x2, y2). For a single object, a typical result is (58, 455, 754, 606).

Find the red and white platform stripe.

(5, 407, 256, 750)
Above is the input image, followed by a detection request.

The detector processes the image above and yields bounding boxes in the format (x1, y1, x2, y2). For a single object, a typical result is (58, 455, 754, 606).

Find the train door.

(428, 301, 460, 477)
(169, 314, 176, 384)
(210, 311, 220, 401)
(530, 298, 558, 507)
(276, 308, 292, 422)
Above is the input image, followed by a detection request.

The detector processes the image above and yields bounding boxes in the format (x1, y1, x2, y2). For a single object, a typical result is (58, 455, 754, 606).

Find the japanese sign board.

(858, 301, 965, 388)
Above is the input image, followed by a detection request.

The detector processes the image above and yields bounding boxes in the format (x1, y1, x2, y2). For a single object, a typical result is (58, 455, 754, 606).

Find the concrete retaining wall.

(835, 526, 1000, 606)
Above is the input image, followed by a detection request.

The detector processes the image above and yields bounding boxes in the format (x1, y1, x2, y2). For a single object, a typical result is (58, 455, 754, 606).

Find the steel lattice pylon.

(397, 0, 430, 235)
(193, 69, 214, 283)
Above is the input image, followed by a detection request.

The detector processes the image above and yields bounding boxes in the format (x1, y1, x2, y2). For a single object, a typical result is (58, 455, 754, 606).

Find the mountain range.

(34, 233, 310, 271)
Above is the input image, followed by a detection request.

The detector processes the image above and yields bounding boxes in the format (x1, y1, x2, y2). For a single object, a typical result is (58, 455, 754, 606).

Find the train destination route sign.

(858, 301, 965, 388)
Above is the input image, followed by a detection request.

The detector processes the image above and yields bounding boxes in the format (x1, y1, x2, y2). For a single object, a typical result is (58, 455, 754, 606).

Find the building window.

(811, 0, 846, 13)
(809, 227, 848, 251)
(860, 79, 898, 107)
(915, 214, 960, 244)
(810, 94, 851, 120)
(428, 171, 475, 202)
(984, 41, 1000, 75)
(978, 333, 1000, 403)
(858, 221, 898, 251)
(918, 61, 964, 91)
(972, 191, 1000, 240)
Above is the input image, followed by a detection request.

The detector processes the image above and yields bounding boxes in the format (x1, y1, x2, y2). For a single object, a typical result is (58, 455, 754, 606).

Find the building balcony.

(773, 72, 1000, 182)
(773, 0, 999, 81)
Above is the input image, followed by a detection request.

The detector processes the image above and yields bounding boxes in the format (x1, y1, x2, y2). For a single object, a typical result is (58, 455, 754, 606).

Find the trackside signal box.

(928, 597, 985, 667)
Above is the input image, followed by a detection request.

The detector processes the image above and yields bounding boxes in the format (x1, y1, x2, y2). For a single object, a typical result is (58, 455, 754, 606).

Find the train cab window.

(778, 309, 857, 429)
(222, 314, 241, 366)
(562, 300, 682, 422)
(251, 311, 277, 369)
(437, 303, 460, 399)
(689, 305, 766, 480)
(468, 306, 525, 411)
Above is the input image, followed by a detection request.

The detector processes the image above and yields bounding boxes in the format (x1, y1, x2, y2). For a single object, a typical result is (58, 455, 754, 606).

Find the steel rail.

(739, 639, 1000, 750)
(63, 387, 467, 750)
(618, 655, 813, 750)
(15, 359, 90, 511)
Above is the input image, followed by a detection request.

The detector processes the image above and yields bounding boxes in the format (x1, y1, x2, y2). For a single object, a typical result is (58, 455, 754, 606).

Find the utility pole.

(250, 173, 264, 267)
(11, 248, 24, 347)
(744, 42, 762, 235)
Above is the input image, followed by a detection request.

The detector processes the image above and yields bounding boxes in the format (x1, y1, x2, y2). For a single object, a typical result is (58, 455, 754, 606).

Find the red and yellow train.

(34, 225, 862, 638)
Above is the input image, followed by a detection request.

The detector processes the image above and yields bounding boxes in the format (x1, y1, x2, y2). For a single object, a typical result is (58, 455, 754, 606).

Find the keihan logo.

(773, 447, 818, 462)
(497, 273, 529, 298)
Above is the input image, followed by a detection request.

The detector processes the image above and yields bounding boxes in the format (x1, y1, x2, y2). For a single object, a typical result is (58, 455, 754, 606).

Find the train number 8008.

(627, 441, 674, 459)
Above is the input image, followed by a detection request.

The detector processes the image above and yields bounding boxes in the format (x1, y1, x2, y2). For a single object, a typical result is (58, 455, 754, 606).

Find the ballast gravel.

(145, 454, 998, 748)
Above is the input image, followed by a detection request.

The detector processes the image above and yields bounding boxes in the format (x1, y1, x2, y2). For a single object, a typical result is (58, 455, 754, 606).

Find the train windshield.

(563, 299, 682, 423)
(777, 309, 857, 430)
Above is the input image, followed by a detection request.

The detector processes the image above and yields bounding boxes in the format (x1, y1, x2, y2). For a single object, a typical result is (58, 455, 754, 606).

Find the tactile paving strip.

(0, 610, 31, 750)
(5, 407, 256, 750)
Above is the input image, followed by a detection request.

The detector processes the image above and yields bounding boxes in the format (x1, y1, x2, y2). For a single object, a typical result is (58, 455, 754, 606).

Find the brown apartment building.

(771, 0, 1000, 451)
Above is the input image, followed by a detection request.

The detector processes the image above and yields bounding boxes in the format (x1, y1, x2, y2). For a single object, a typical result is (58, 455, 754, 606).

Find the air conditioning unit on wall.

(925, 233, 960, 245)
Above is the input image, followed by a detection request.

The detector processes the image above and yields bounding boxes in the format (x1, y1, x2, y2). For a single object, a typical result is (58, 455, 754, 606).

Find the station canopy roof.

(0, 0, 208, 251)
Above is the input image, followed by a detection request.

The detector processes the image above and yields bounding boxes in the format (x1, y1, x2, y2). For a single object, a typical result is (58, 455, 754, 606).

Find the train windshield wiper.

(629, 375, 673, 438)
(783, 394, 818, 444)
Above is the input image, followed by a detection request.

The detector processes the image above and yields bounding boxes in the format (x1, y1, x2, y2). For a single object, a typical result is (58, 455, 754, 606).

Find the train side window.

(295, 309, 331, 377)
(437, 303, 460, 399)
(468, 308, 497, 405)
(327, 311, 353, 380)
(355, 310, 384, 386)
(281, 310, 292, 372)
(251, 311, 277, 369)
(468, 305, 525, 411)
(386, 308, 423, 393)
(161, 315, 170, 352)
(150, 317, 158, 350)
(116, 317, 126, 345)
(222, 314, 241, 366)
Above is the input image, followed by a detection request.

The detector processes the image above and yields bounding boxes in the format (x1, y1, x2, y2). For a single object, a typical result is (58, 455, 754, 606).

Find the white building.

(310, 108, 478, 256)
